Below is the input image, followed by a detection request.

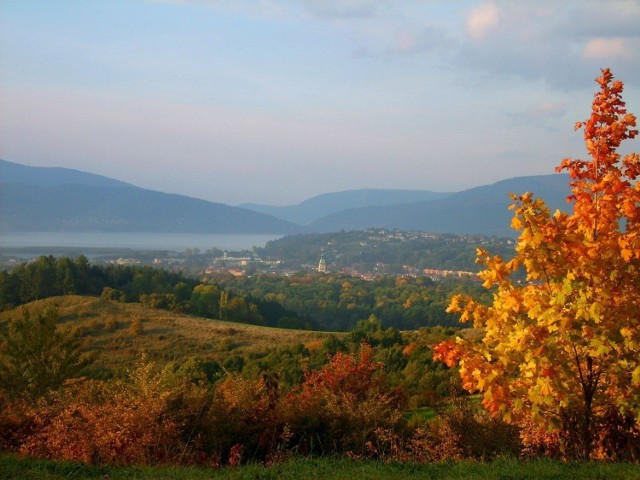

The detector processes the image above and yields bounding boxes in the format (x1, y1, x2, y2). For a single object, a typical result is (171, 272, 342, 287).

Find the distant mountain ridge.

(0, 159, 298, 234)
(305, 174, 572, 237)
(240, 189, 453, 225)
(1, 159, 572, 237)
(0, 159, 133, 188)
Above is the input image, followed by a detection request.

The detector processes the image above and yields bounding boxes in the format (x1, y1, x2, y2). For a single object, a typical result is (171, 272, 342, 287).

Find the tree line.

(208, 272, 491, 331)
(0, 255, 490, 331)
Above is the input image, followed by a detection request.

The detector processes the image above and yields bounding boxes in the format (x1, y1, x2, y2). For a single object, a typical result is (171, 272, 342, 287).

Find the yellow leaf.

(511, 216, 524, 231)
(589, 302, 602, 322)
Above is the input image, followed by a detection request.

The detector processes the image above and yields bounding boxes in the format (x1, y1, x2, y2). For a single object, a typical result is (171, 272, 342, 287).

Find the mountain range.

(0, 159, 572, 237)
(301, 174, 571, 237)
(240, 189, 453, 225)
(0, 160, 297, 234)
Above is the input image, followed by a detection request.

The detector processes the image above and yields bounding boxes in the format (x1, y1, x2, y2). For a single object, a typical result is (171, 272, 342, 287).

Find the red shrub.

(285, 344, 407, 456)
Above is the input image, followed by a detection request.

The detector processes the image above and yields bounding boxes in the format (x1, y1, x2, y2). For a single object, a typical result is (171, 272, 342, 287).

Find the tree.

(434, 69, 639, 459)
(190, 284, 221, 318)
(0, 306, 92, 403)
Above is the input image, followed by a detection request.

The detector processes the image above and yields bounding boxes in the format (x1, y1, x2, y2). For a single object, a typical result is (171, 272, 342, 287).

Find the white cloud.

(466, 1, 500, 41)
(452, 1, 640, 90)
(583, 37, 632, 59)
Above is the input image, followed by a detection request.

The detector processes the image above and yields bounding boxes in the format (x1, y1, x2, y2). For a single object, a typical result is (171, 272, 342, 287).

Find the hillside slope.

(0, 160, 298, 234)
(307, 174, 571, 237)
(0, 158, 133, 188)
(0, 296, 330, 375)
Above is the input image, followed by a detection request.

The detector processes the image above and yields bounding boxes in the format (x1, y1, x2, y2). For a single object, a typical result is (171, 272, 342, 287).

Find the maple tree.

(434, 68, 640, 459)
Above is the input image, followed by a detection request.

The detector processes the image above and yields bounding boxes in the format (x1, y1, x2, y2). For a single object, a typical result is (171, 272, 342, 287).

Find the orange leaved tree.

(434, 68, 640, 460)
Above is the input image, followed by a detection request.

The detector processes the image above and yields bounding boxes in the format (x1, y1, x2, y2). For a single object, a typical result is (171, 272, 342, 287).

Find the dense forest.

(0, 255, 488, 331)
(207, 272, 490, 331)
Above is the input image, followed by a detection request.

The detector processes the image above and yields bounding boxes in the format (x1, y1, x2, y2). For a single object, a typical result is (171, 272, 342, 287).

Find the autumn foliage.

(435, 68, 640, 459)
(3, 69, 640, 468)
(7, 359, 213, 465)
(0, 345, 414, 466)
(285, 344, 407, 455)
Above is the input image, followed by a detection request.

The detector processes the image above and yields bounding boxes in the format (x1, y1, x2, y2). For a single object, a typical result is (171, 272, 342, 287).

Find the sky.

(1, 1, 639, 206)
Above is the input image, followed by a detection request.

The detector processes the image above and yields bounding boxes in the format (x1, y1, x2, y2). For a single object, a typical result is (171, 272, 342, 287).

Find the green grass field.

(1, 454, 639, 480)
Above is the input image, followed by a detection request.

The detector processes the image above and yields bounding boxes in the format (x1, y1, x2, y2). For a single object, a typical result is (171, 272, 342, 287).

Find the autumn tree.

(434, 69, 640, 459)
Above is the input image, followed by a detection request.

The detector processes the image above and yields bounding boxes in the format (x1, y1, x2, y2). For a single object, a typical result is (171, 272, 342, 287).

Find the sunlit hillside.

(0, 296, 331, 376)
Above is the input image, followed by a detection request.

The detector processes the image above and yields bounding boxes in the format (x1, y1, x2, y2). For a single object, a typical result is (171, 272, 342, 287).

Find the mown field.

(2, 454, 639, 480)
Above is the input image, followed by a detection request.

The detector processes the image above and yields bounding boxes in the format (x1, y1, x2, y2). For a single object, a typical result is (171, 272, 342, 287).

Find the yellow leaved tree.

(434, 68, 640, 460)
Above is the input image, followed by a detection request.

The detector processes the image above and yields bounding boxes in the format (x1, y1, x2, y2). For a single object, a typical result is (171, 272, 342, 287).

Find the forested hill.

(256, 229, 516, 273)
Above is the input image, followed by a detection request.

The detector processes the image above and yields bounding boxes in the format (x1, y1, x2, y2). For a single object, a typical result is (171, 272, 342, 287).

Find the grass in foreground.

(1, 454, 639, 480)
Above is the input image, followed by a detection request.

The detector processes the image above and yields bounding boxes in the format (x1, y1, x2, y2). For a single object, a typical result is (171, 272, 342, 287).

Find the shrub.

(16, 359, 213, 466)
(0, 306, 92, 403)
(209, 372, 284, 463)
(285, 344, 407, 456)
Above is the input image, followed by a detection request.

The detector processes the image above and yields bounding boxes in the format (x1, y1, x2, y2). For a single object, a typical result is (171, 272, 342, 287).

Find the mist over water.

(0, 232, 282, 253)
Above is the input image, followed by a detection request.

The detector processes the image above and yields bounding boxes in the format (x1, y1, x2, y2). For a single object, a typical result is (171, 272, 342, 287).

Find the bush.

(284, 344, 407, 456)
(15, 359, 213, 466)
(0, 306, 92, 403)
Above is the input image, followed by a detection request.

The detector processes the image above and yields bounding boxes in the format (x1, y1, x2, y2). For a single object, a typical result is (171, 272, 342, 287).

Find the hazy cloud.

(385, 25, 453, 57)
(583, 37, 633, 59)
(466, 1, 500, 41)
(452, 1, 640, 90)
(2, 0, 639, 205)
(144, 1, 640, 90)
(503, 100, 568, 132)
(528, 101, 566, 119)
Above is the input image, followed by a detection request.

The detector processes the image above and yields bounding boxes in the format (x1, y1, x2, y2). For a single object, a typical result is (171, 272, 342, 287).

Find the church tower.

(317, 252, 327, 273)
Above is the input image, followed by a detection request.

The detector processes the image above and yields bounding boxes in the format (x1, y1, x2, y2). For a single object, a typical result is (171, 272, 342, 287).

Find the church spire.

(317, 252, 327, 273)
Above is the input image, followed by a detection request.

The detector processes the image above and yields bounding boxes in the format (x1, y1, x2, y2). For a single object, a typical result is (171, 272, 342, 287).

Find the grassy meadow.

(0, 295, 332, 376)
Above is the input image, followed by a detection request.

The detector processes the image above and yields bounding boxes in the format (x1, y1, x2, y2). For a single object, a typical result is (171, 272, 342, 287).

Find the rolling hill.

(0, 295, 330, 376)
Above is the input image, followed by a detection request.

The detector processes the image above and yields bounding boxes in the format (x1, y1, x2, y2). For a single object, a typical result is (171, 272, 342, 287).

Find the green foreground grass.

(1, 454, 639, 480)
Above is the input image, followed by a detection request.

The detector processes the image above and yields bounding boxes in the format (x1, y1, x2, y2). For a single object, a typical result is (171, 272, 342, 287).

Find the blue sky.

(1, 0, 639, 205)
